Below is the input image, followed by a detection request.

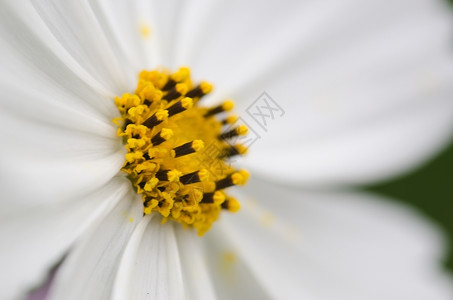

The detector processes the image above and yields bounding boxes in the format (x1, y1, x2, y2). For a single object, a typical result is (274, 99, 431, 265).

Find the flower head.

(1, 1, 453, 300)
(114, 67, 248, 235)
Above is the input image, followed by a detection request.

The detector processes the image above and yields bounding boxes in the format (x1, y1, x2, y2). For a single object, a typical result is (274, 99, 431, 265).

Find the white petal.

(0, 1, 135, 206)
(0, 115, 125, 207)
(4, 0, 139, 93)
(0, 177, 129, 300)
(174, 227, 217, 300)
(88, 0, 158, 70)
(217, 178, 453, 299)
(146, 0, 186, 68)
(48, 183, 143, 300)
(202, 228, 273, 300)
(113, 216, 185, 300)
(0, 1, 120, 104)
(177, 0, 453, 185)
(0, 79, 125, 207)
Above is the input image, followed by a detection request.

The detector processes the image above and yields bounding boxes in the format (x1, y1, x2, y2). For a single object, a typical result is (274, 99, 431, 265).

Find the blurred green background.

(366, 137, 453, 271)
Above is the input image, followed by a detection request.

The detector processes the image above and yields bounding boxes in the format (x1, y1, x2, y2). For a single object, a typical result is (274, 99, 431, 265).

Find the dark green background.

(366, 137, 453, 271)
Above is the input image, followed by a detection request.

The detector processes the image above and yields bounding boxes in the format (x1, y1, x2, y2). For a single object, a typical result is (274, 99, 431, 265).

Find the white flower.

(1, 0, 453, 300)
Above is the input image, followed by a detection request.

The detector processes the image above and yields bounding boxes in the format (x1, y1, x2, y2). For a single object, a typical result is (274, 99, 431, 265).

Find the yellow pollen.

(236, 125, 248, 136)
(171, 67, 190, 82)
(135, 161, 157, 173)
(238, 169, 250, 182)
(167, 170, 182, 182)
(144, 178, 159, 191)
(198, 169, 210, 182)
(160, 128, 174, 140)
(225, 197, 240, 212)
(127, 138, 146, 149)
(225, 115, 238, 124)
(213, 191, 225, 204)
(181, 97, 193, 109)
(192, 139, 205, 152)
(155, 109, 169, 121)
(114, 68, 249, 235)
(222, 100, 234, 111)
(235, 144, 248, 155)
(200, 81, 213, 94)
(175, 83, 189, 95)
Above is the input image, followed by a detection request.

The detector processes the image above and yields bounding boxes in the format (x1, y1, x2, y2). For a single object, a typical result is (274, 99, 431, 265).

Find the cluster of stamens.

(114, 67, 249, 235)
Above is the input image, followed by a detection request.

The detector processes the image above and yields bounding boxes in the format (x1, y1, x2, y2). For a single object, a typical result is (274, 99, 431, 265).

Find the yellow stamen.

(224, 197, 240, 212)
(222, 100, 234, 111)
(175, 83, 188, 95)
(236, 125, 248, 135)
(160, 128, 174, 140)
(114, 68, 249, 235)
(192, 139, 205, 152)
(181, 97, 193, 109)
(168, 170, 183, 182)
(171, 67, 190, 82)
(155, 109, 169, 121)
(200, 81, 213, 94)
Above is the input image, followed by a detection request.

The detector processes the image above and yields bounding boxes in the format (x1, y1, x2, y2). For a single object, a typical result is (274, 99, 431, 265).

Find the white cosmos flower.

(1, 0, 453, 300)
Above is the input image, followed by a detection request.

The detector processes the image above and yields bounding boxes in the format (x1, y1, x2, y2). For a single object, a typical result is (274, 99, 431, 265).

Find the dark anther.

(143, 114, 163, 129)
(180, 171, 201, 185)
(162, 79, 176, 91)
(173, 141, 196, 158)
(215, 175, 234, 190)
(163, 86, 182, 101)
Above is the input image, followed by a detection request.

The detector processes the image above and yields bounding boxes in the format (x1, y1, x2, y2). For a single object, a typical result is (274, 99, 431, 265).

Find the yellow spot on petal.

(260, 212, 275, 227)
(129, 217, 134, 223)
(283, 225, 302, 244)
(140, 24, 151, 38)
(223, 251, 237, 264)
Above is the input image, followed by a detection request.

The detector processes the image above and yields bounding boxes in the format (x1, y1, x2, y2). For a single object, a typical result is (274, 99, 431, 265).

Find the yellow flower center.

(114, 67, 249, 235)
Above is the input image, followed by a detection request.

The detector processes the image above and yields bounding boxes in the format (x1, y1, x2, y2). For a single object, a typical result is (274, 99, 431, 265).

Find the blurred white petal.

(0, 177, 130, 300)
(87, 0, 160, 70)
(113, 216, 185, 300)
(26, 0, 135, 92)
(175, 0, 453, 185)
(174, 227, 217, 300)
(203, 229, 274, 300)
(217, 177, 453, 299)
(0, 110, 124, 206)
(48, 185, 142, 300)
(0, 1, 119, 101)
(0, 2, 130, 206)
